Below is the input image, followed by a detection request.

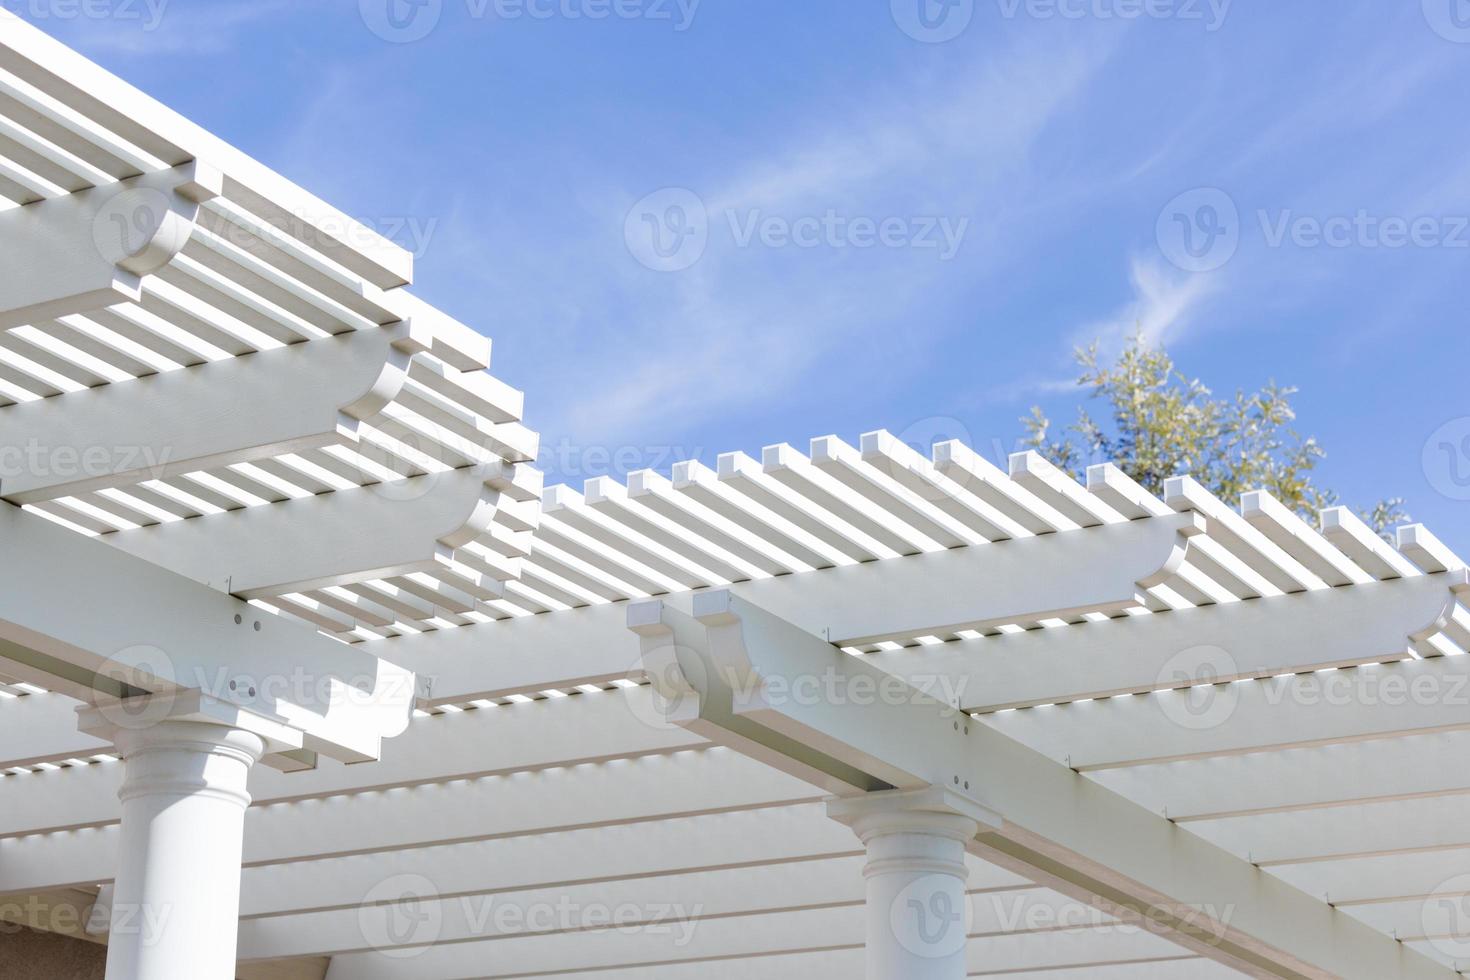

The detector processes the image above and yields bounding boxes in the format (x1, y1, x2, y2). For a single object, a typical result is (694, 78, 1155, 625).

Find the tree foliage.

(1022, 335, 1408, 536)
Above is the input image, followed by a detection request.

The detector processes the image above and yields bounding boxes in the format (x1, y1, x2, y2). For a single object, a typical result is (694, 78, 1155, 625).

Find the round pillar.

(848, 807, 979, 980)
(104, 720, 264, 980)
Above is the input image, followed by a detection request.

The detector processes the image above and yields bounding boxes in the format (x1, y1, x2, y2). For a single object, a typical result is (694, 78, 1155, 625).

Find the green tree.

(1022, 335, 1409, 537)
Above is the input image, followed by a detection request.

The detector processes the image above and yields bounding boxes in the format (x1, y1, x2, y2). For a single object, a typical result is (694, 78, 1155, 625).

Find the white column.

(829, 788, 994, 980)
(101, 719, 264, 980)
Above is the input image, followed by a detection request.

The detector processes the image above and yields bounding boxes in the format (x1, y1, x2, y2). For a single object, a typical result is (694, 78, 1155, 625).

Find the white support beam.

(101, 467, 536, 597)
(0, 502, 416, 763)
(381, 512, 1207, 702)
(0, 161, 218, 330)
(631, 589, 1459, 980)
(740, 510, 1202, 646)
(0, 747, 821, 893)
(387, 601, 645, 705)
(985, 652, 1470, 771)
(0, 687, 700, 838)
(0, 320, 491, 503)
(864, 572, 1466, 711)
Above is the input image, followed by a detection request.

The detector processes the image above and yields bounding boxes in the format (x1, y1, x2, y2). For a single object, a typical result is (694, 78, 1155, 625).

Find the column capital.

(827, 785, 1002, 843)
(76, 688, 304, 755)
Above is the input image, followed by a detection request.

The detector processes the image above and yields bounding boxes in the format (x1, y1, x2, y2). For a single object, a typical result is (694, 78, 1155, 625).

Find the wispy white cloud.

(1075, 254, 1222, 355)
(528, 36, 1123, 449)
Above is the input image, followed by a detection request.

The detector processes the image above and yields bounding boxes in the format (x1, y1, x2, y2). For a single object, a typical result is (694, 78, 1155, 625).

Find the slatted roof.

(0, 9, 540, 637)
(5, 10, 1470, 980)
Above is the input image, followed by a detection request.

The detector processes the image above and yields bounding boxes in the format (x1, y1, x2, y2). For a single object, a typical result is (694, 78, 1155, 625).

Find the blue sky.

(20, 0, 1470, 549)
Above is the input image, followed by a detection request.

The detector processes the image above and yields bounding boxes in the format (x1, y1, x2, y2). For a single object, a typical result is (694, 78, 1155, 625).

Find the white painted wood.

(984, 653, 1470, 771)
(102, 719, 264, 980)
(100, 467, 537, 597)
(0, 8, 413, 287)
(0, 502, 416, 763)
(865, 573, 1463, 711)
(0, 748, 822, 893)
(1089, 730, 1470, 820)
(649, 590, 1459, 980)
(0, 687, 701, 837)
(321, 904, 1191, 980)
(1182, 794, 1470, 866)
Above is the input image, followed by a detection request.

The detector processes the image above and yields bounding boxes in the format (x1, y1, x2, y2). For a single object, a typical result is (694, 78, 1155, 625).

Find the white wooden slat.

(630, 468, 809, 576)
(0, 66, 154, 176)
(675, 458, 845, 568)
(322, 908, 1192, 980)
(1184, 793, 1470, 867)
(1010, 451, 1127, 528)
(1267, 848, 1470, 906)
(864, 430, 1025, 541)
(811, 434, 981, 549)
(555, 482, 722, 590)
(716, 450, 878, 563)
(0, 693, 108, 768)
(983, 653, 1470, 771)
(0, 113, 112, 189)
(1400, 525, 1468, 575)
(242, 861, 1074, 962)
(0, 688, 702, 838)
(1088, 730, 1470, 821)
(934, 439, 1075, 535)
(1323, 506, 1420, 580)
(0, 748, 823, 893)
(864, 572, 1456, 712)
(769, 440, 933, 556)
(1242, 490, 1373, 587)
(235, 802, 877, 919)
(1166, 475, 1325, 594)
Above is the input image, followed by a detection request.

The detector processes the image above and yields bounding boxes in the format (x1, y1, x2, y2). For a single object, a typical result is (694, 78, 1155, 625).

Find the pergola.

(3, 12, 1470, 980)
